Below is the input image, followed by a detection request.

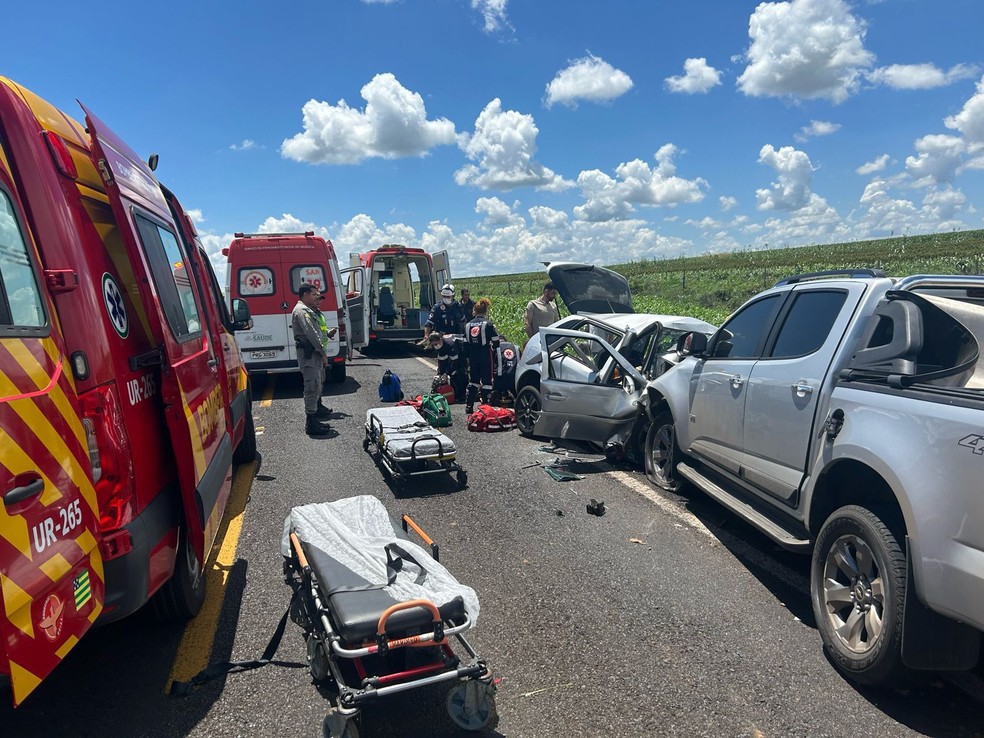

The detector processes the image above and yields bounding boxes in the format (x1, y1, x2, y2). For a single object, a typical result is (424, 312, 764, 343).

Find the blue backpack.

(378, 369, 403, 402)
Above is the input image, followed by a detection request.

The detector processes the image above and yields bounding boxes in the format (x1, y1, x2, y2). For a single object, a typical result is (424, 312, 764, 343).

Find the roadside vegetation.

(457, 229, 984, 339)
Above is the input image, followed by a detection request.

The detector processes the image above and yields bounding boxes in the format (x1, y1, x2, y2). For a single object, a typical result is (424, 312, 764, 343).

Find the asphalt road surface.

(4, 344, 984, 737)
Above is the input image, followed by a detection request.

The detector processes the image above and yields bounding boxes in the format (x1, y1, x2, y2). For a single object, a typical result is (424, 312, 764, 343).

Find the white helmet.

(440, 284, 454, 298)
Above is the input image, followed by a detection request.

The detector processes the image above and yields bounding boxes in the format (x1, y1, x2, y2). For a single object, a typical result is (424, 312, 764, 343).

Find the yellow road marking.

(259, 377, 275, 407)
(165, 460, 255, 691)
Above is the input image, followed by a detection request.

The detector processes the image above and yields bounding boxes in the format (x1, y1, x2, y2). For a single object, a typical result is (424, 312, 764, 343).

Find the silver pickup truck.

(642, 269, 984, 686)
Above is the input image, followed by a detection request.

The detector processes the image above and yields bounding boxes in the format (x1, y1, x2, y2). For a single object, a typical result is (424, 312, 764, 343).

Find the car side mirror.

(231, 298, 253, 331)
(677, 331, 707, 357)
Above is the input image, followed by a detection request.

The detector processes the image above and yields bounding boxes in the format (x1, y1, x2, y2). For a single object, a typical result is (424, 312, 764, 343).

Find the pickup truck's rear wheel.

(152, 526, 206, 621)
(811, 505, 909, 686)
(644, 412, 682, 492)
(515, 386, 541, 437)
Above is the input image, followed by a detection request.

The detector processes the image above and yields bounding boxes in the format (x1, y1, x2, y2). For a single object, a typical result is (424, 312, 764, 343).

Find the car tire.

(644, 411, 682, 492)
(811, 505, 909, 687)
(152, 526, 206, 622)
(329, 362, 347, 383)
(515, 385, 542, 437)
(233, 406, 257, 464)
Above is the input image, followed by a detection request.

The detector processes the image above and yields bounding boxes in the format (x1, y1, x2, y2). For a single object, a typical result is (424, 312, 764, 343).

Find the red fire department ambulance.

(0, 77, 255, 705)
(225, 232, 349, 382)
(340, 245, 452, 349)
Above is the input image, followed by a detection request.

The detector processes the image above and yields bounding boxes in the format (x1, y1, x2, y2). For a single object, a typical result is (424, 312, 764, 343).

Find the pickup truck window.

(770, 290, 848, 358)
(0, 189, 45, 329)
(712, 294, 782, 358)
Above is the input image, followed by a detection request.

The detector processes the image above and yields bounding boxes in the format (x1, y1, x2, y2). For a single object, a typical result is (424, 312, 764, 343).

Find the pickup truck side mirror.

(231, 298, 253, 332)
(677, 331, 707, 357)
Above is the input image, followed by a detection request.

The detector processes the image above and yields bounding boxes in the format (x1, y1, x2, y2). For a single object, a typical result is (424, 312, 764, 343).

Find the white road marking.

(608, 470, 717, 541)
(416, 357, 438, 370)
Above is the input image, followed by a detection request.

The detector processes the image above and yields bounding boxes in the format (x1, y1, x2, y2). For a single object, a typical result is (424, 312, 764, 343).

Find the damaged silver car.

(514, 262, 716, 463)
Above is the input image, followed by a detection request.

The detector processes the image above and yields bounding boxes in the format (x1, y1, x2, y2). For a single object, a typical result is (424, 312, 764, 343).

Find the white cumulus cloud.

(472, 0, 510, 34)
(905, 134, 965, 185)
(856, 153, 890, 175)
(738, 0, 874, 103)
(665, 58, 723, 94)
(867, 63, 979, 90)
(544, 54, 634, 108)
(281, 73, 457, 165)
(945, 75, 984, 143)
(455, 99, 574, 191)
(574, 144, 707, 222)
(794, 120, 841, 142)
(756, 144, 815, 211)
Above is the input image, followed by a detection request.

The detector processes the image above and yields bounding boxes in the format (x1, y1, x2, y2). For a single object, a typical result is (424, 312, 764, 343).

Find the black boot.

(306, 416, 331, 436)
(465, 385, 477, 414)
(315, 401, 333, 419)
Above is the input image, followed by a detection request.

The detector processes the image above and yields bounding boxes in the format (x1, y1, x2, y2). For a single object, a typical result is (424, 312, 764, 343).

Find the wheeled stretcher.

(282, 496, 496, 737)
(363, 406, 467, 493)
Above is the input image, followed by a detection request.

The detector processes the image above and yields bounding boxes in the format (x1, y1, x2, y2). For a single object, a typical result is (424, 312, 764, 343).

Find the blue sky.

(5, 0, 984, 284)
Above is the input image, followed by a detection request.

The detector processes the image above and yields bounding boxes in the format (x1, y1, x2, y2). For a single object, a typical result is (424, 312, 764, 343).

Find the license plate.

(250, 350, 277, 359)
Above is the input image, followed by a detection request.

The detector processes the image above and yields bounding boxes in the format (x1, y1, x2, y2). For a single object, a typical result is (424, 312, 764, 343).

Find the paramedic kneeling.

(428, 331, 468, 402)
(292, 284, 336, 436)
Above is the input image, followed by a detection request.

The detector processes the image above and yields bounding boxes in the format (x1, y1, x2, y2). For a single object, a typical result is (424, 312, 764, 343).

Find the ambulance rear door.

(433, 250, 451, 291)
(81, 105, 229, 566)
(0, 145, 103, 705)
(340, 266, 368, 348)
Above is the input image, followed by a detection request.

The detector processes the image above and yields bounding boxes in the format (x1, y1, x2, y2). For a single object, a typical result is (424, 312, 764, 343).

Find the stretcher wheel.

(446, 680, 497, 731)
(322, 713, 359, 738)
(362, 437, 370, 452)
(456, 470, 468, 489)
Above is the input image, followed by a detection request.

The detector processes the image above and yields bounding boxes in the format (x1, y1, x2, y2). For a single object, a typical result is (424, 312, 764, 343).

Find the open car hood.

(545, 262, 633, 314)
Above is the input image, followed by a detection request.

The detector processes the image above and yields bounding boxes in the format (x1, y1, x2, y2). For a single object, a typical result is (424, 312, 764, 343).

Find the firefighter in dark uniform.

(423, 284, 465, 341)
(464, 298, 498, 413)
(428, 330, 468, 402)
(491, 338, 519, 407)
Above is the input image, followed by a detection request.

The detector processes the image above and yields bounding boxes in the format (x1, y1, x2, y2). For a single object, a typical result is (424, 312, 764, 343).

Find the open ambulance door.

(81, 104, 230, 569)
(0, 143, 104, 705)
(340, 266, 369, 348)
(433, 250, 451, 290)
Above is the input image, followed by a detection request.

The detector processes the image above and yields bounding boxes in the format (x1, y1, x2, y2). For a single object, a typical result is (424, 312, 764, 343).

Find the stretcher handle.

(376, 599, 446, 648)
(289, 532, 310, 571)
(401, 515, 440, 561)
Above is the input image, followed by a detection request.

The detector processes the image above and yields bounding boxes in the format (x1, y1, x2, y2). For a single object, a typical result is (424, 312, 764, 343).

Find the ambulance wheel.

(456, 470, 468, 489)
(322, 713, 360, 738)
(233, 407, 257, 464)
(329, 363, 347, 383)
(447, 680, 497, 731)
(515, 386, 541, 437)
(152, 526, 206, 621)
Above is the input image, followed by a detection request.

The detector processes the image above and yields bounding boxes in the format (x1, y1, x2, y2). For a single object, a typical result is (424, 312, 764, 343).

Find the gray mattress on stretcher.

(281, 496, 480, 641)
(366, 405, 456, 458)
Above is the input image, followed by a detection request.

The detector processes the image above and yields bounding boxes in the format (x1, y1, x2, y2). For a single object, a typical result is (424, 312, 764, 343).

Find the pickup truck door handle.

(729, 374, 744, 388)
(792, 382, 813, 396)
(4, 477, 44, 506)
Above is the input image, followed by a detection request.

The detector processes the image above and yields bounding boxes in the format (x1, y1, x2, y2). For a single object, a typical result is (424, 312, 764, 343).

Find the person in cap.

(423, 283, 465, 341)
(292, 283, 336, 436)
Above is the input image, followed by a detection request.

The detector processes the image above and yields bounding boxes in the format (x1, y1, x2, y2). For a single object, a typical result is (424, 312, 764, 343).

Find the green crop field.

(456, 228, 984, 341)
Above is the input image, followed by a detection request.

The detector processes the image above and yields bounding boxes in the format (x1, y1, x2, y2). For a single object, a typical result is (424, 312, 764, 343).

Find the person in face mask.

(423, 284, 465, 342)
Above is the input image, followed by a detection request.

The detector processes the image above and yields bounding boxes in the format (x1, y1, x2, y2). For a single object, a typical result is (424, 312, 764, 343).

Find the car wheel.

(644, 412, 682, 492)
(515, 385, 541, 437)
(151, 526, 206, 622)
(811, 505, 909, 687)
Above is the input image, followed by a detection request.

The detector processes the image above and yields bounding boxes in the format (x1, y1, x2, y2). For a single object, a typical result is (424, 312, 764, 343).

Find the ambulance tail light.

(336, 309, 347, 342)
(80, 384, 135, 536)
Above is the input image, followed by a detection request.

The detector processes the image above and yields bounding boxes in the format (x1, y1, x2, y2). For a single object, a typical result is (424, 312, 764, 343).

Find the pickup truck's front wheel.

(811, 505, 908, 687)
(645, 412, 682, 492)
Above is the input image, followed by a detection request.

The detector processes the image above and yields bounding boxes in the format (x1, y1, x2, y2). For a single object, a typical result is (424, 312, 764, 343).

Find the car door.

(739, 285, 861, 503)
(687, 293, 785, 476)
(533, 327, 645, 444)
(0, 169, 103, 706)
(340, 266, 368, 348)
(82, 106, 229, 566)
